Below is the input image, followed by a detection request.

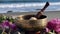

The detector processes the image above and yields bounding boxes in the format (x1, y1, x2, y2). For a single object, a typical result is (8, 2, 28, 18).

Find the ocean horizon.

(0, 0, 60, 13)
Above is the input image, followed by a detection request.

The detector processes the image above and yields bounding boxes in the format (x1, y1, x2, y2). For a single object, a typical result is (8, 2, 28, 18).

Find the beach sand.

(1, 11, 60, 20)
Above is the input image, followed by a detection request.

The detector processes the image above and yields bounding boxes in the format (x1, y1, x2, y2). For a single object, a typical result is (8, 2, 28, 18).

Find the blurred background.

(0, 0, 60, 13)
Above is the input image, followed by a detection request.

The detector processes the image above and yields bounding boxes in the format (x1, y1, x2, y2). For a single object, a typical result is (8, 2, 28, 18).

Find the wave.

(0, 2, 60, 8)
(0, 2, 60, 13)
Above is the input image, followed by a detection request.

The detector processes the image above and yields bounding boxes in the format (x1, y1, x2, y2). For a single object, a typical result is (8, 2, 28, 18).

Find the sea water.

(0, 0, 60, 13)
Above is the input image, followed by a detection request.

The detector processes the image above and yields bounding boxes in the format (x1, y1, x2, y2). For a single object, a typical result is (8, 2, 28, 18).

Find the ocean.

(0, 0, 60, 13)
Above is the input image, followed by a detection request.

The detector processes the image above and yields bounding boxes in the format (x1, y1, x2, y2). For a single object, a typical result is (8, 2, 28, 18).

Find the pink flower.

(2, 20, 10, 29)
(0, 20, 17, 31)
(10, 24, 17, 31)
(47, 18, 60, 32)
(46, 28, 50, 32)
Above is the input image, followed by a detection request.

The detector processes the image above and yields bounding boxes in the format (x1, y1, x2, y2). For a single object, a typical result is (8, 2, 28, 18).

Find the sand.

(1, 11, 60, 20)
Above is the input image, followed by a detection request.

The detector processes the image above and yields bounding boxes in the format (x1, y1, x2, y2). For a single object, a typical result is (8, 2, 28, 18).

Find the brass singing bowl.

(15, 15, 47, 31)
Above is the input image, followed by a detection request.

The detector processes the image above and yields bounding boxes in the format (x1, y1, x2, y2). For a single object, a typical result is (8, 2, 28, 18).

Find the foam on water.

(0, 2, 60, 8)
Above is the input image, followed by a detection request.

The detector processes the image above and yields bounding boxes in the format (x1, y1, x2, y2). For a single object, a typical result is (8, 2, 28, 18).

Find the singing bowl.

(15, 15, 47, 31)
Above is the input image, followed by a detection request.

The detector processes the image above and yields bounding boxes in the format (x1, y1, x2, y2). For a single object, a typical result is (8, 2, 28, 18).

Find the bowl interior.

(23, 15, 47, 20)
